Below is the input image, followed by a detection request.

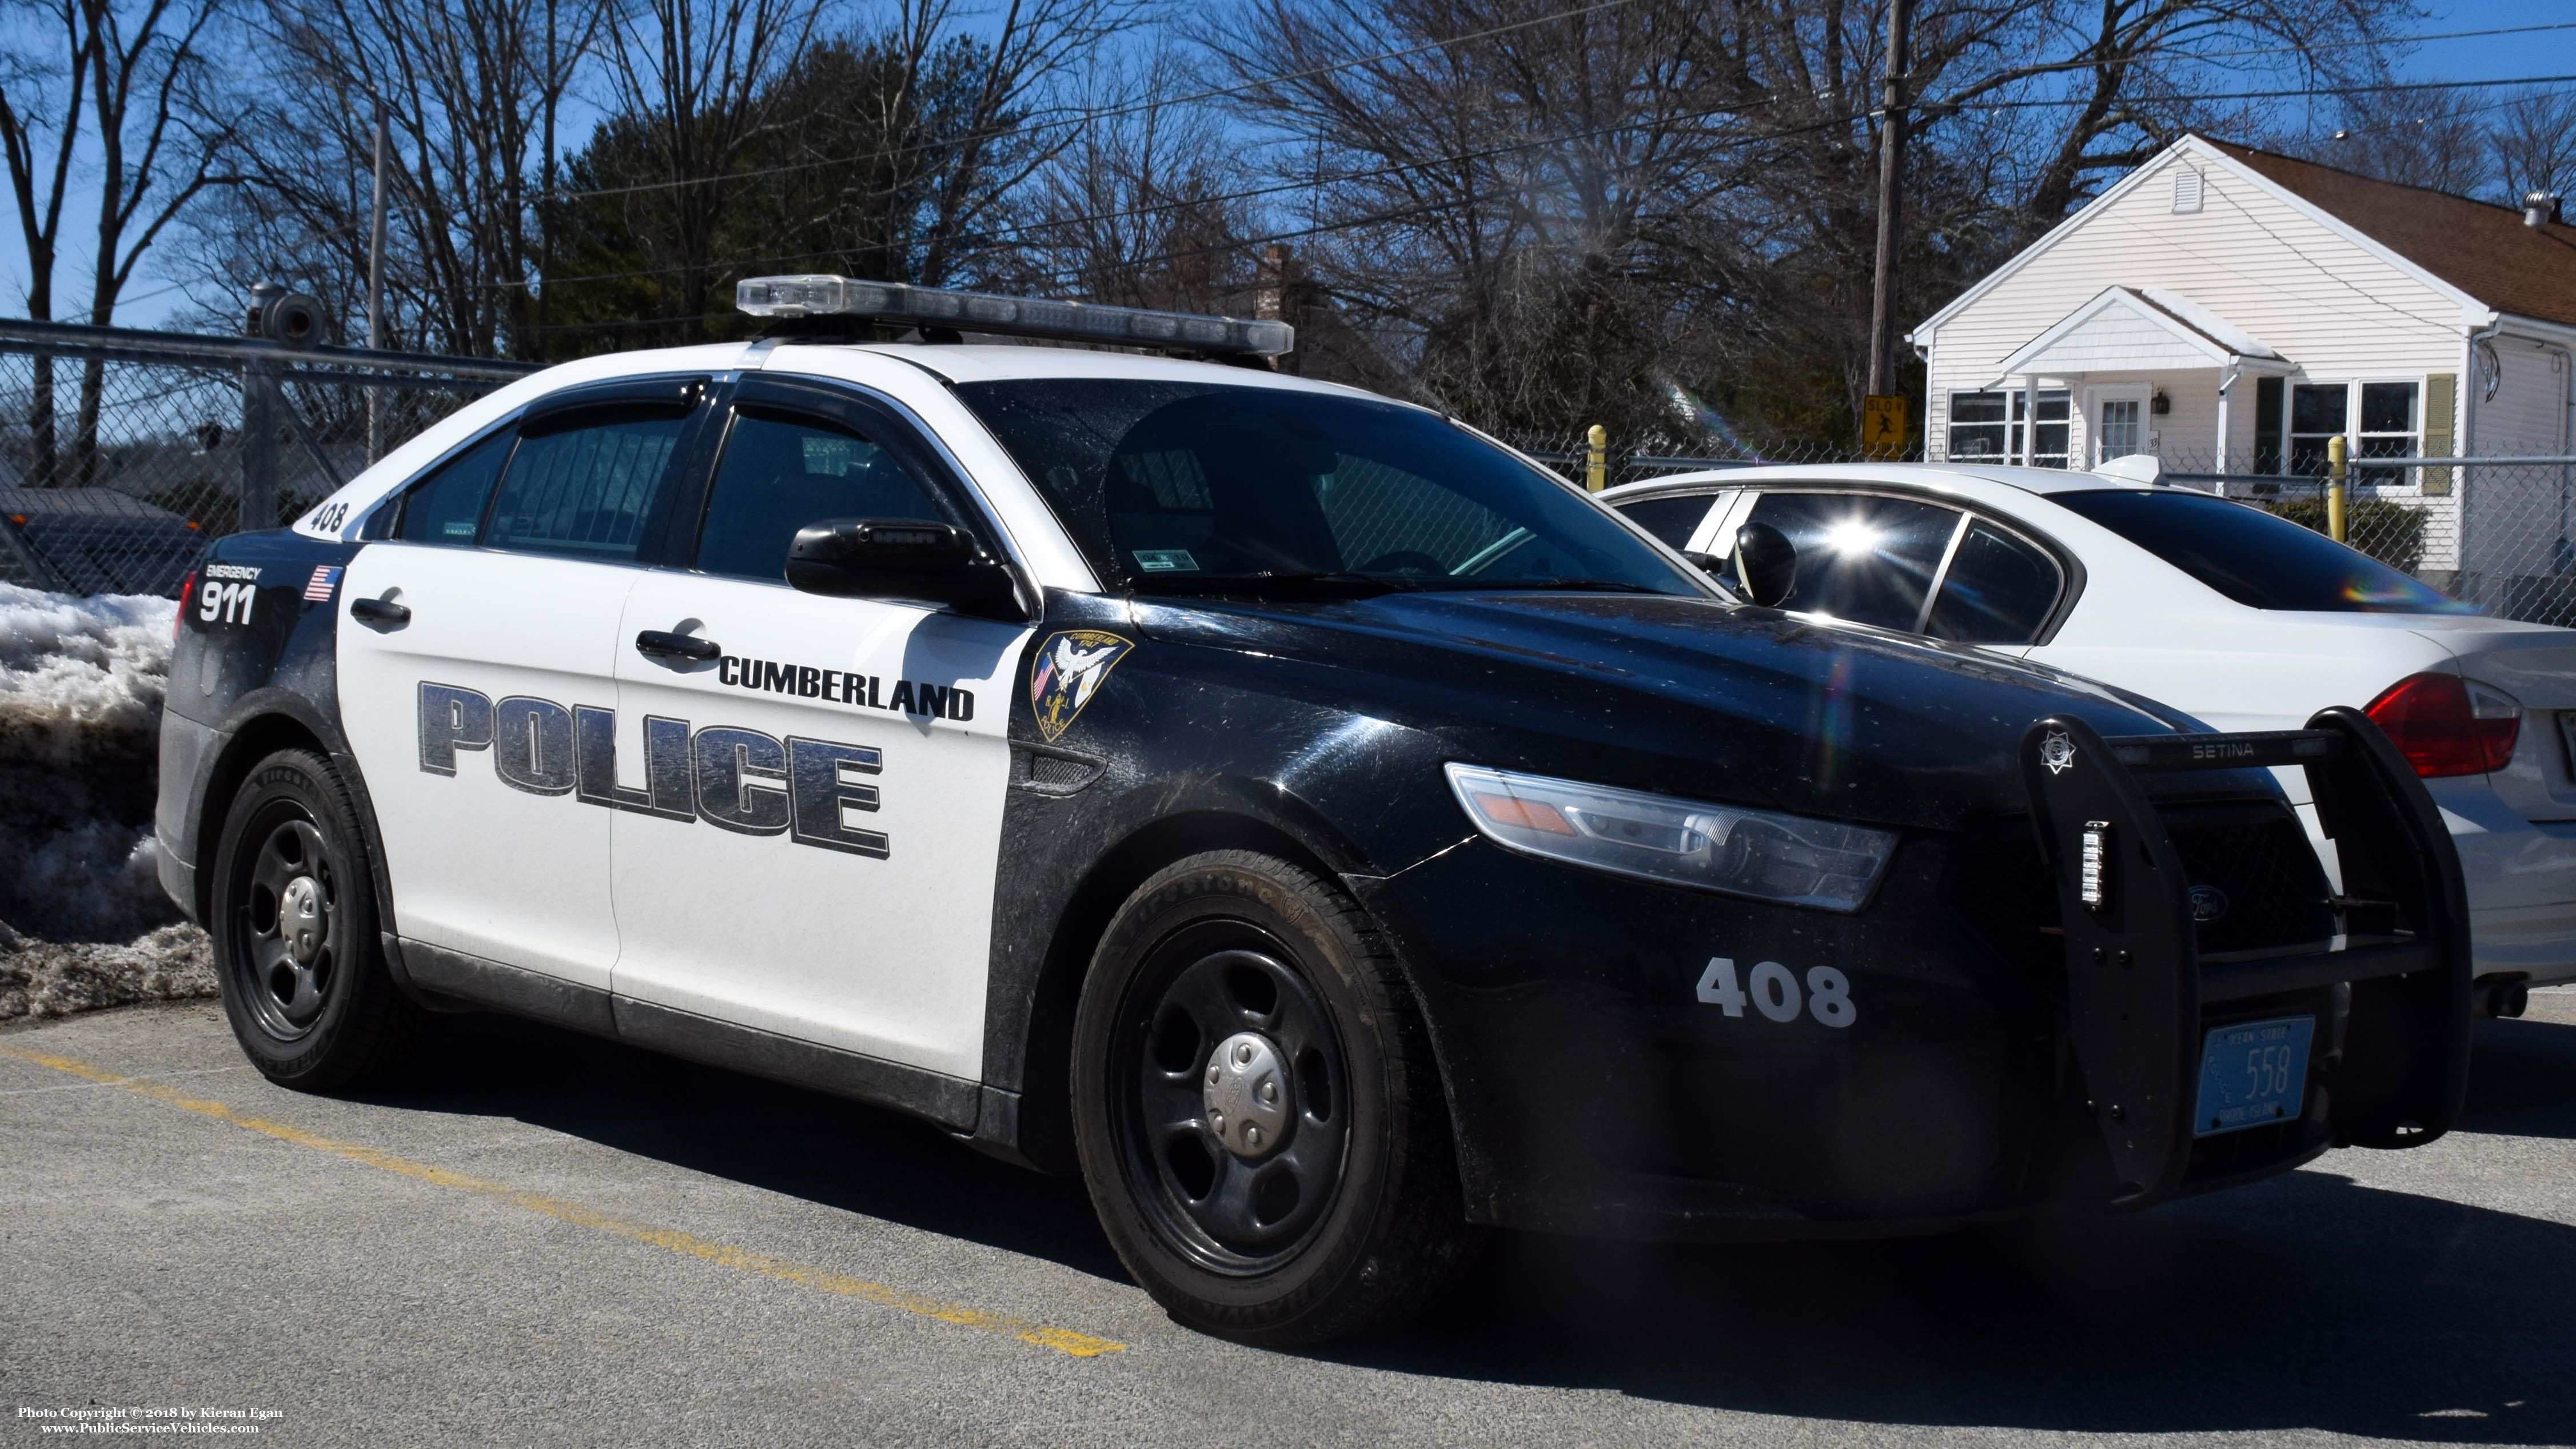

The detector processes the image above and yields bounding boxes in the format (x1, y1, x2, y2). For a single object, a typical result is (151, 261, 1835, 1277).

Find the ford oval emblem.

(2188, 884, 2230, 923)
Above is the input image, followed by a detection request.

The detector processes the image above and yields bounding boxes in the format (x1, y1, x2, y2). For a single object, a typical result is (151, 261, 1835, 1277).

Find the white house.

(1909, 135, 2576, 581)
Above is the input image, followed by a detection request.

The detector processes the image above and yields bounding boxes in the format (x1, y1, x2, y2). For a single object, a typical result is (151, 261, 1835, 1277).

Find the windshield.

(2049, 489, 2478, 614)
(952, 379, 1705, 597)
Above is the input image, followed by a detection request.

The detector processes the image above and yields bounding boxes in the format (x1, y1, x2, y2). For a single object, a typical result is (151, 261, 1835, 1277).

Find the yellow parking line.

(0, 1043, 1126, 1359)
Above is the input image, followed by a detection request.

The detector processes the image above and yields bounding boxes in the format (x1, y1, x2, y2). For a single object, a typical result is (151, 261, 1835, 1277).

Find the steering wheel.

(1356, 549, 1447, 576)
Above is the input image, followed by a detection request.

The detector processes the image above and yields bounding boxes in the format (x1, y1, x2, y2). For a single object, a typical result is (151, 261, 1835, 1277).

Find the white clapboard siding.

(1917, 140, 2474, 460)
(2477, 333, 2573, 453)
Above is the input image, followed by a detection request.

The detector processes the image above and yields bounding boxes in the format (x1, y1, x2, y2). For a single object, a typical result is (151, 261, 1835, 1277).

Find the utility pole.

(366, 112, 390, 462)
(1864, 0, 1912, 426)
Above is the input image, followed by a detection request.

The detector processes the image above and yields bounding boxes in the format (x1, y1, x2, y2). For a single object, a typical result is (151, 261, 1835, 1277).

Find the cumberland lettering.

(718, 655, 975, 722)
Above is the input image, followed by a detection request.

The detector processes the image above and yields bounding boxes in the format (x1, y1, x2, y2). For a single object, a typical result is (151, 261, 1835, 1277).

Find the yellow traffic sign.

(1861, 394, 1909, 451)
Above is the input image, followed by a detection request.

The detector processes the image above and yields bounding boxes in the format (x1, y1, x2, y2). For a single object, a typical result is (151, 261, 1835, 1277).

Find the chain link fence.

(11, 336, 2575, 629)
(0, 320, 539, 596)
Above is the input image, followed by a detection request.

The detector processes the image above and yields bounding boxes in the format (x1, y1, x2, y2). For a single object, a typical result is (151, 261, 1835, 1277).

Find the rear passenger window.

(1746, 492, 1962, 631)
(1613, 494, 1718, 550)
(482, 409, 689, 562)
(395, 429, 513, 544)
(695, 410, 948, 581)
(1927, 521, 2065, 644)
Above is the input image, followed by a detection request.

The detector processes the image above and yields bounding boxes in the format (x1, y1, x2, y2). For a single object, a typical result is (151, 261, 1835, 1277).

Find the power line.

(536, 7, 2571, 206)
(519, 67, 2576, 294)
(543, 0, 1653, 204)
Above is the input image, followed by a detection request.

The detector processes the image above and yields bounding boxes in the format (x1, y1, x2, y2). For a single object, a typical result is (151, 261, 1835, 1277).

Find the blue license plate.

(2194, 1016, 2314, 1138)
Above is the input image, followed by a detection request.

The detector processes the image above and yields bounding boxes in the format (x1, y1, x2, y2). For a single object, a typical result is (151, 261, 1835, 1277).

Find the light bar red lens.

(2365, 672, 2518, 777)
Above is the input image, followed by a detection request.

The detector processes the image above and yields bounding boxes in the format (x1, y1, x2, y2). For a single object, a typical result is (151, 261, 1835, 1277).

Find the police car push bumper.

(2021, 710, 2471, 1206)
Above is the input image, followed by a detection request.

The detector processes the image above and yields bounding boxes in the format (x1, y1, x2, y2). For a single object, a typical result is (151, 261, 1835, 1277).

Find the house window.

(1947, 389, 2068, 466)
(2288, 383, 2347, 476)
(2283, 380, 2420, 481)
(2019, 390, 2071, 468)
(2098, 398, 2143, 462)
(1948, 392, 2009, 460)
(2358, 381, 2419, 482)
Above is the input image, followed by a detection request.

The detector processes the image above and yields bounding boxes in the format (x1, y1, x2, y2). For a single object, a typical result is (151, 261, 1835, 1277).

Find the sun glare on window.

(1822, 520, 1881, 556)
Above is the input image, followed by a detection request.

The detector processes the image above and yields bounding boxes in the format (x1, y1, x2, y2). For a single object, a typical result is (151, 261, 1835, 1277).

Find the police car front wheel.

(1072, 851, 1473, 1346)
(209, 748, 421, 1091)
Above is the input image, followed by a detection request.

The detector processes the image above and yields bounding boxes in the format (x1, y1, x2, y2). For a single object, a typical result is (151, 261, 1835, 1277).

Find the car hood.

(1130, 590, 2213, 831)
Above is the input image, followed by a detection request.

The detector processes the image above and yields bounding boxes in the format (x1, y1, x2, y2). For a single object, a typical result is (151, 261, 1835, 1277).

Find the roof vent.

(2524, 191, 2561, 229)
(2172, 167, 2204, 214)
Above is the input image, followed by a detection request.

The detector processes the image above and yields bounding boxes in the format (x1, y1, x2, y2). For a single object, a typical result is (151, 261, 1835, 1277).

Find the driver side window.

(695, 409, 947, 582)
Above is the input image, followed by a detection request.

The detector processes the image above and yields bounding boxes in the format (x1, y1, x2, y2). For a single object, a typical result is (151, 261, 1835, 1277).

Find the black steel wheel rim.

(229, 808, 341, 1040)
(1110, 919, 1351, 1275)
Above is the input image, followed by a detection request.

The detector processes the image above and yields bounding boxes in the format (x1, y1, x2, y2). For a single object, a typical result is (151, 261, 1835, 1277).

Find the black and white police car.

(159, 277, 2473, 1344)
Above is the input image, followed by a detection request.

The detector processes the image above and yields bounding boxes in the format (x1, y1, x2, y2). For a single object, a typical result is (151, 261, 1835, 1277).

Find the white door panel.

(608, 572, 1028, 1080)
(338, 543, 634, 987)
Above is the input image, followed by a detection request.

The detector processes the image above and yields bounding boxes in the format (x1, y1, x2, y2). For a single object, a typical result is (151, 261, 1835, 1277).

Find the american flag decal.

(302, 565, 342, 602)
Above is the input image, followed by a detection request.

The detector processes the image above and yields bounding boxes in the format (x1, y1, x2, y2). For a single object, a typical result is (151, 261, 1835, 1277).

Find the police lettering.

(716, 654, 974, 721)
(417, 681, 888, 859)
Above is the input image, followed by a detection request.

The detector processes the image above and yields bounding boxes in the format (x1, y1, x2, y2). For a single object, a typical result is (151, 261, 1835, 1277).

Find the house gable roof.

(1912, 134, 2576, 341)
(2203, 139, 2576, 330)
(1984, 286, 2289, 384)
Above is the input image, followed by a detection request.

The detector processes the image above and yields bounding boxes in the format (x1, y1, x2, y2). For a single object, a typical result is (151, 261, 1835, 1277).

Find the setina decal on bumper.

(415, 681, 892, 858)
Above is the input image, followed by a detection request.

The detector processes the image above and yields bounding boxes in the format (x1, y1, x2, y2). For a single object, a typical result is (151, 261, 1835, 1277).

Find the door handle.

(350, 596, 410, 626)
(635, 629, 720, 661)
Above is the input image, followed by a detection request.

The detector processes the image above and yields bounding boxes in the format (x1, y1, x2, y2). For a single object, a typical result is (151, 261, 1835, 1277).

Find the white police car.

(160, 280, 2474, 1344)
(1602, 460, 2576, 1016)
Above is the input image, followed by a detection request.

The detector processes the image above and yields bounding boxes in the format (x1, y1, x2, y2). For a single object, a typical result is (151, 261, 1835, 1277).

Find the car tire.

(209, 747, 420, 1091)
(1071, 849, 1473, 1345)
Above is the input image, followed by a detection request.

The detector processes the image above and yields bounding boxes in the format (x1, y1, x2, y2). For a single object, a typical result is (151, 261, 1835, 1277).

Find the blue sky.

(15, 0, 2576, 331)
(2399, 0, 2576, 80)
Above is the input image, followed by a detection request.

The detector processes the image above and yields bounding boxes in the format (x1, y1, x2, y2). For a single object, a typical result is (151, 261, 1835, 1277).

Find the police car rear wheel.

(1072, 851, 1471, 1345)
(210, 749, 420, 1091)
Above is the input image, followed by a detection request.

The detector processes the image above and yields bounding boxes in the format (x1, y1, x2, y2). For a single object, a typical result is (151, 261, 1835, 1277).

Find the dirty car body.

(155, 330, 2470, 1294)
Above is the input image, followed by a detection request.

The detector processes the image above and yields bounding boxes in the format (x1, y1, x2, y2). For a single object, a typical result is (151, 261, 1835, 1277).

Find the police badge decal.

(2040, 730, 2077, 775)
(1029, 630, 1134, 741)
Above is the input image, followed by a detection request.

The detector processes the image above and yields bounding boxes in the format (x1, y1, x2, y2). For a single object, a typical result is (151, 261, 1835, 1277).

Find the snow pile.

(0, 920, 214, 1021)
(0, 584, 209, 1013)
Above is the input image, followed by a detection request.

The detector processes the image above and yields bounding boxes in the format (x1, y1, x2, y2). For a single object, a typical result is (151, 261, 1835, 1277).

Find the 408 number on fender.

(1696, 957, 1855, 1028)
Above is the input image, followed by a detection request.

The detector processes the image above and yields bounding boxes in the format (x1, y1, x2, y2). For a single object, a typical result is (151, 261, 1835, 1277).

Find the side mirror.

(786, 517, 1028, 621)
(1730, 521, 1797, 607)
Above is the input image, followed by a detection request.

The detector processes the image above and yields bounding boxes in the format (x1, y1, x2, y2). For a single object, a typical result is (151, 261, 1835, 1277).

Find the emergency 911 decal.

(417, 681, 889, 857)
(1030, 630, 1133, 742)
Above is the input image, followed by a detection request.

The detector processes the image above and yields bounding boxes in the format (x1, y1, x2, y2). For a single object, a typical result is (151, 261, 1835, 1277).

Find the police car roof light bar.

(735, 276, 1294, 358)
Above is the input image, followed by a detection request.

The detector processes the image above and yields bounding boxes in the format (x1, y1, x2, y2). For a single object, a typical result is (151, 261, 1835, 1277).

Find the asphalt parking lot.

(3, 993, 2571, 1449)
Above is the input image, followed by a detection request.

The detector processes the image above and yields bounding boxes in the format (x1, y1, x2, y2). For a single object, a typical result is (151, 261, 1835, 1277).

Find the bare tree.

(1018, 42, 1257, 311)
(1205, 0, 1764, 441)
(2492, 86, 2576, 211)
(2, 0, 236, 484)
(2296, 86, 2491, 199)
(0, 0, 88, 484)
(592, 0, 819, 339)
(219, 0, 598, 357)
(1195, 0, 2418, 449)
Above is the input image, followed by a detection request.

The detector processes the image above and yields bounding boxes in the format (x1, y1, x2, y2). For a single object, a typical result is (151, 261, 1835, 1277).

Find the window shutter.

(2172, 168, 2205, 214)
(2254, 377, 2284, 474)
(2423, 373, 2455, 496)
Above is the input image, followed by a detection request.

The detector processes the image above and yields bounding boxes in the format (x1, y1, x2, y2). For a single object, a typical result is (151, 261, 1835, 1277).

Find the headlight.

(1443, 763, 1899, 912)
